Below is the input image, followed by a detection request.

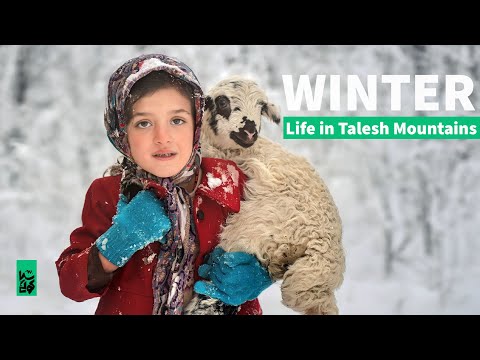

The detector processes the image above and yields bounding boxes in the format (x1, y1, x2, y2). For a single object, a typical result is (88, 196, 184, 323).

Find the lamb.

(185, 76, 345, 315)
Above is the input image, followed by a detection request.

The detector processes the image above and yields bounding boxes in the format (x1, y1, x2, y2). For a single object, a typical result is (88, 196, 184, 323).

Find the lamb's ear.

(204, 95, 214, 112)
(261, 102, 281, 124)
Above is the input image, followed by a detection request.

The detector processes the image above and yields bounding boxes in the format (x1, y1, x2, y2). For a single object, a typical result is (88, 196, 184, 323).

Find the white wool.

(200, 76, 345, 315)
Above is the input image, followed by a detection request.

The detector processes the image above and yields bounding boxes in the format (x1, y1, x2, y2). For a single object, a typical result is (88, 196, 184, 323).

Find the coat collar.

(197, 157, 244, 213)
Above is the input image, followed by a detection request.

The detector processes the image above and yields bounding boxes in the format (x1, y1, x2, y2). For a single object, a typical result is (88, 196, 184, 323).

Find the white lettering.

(381, 75, 410, 111)
(445, 75, 475, 111)
(282, 75, 326, 111)
(283, 74, 475, 112)
(347, 75, 377, 111)
(415, 75, 439, 111)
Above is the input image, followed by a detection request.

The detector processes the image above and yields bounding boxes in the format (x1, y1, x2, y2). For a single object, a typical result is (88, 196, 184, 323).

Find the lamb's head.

(202, 76, 281, 150)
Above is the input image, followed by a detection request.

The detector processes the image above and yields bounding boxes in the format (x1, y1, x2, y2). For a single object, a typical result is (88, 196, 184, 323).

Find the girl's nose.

(153, 124, 172, 144)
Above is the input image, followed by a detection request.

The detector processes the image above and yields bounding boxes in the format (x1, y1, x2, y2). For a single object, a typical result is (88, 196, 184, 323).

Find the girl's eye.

(171, 118, 186, 125)
(135, 121, 151, 129)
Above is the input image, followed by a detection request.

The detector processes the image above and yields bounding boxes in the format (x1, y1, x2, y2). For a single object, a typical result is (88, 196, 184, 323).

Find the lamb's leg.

(281, 239, 345, 315)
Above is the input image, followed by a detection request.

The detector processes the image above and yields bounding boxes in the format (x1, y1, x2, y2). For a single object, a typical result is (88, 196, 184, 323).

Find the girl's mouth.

(153, 153, 176, 160)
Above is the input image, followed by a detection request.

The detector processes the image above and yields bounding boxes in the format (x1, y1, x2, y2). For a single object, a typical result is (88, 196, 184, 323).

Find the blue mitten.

(95, 190, 171, 267)
(194, 247, 273, 306)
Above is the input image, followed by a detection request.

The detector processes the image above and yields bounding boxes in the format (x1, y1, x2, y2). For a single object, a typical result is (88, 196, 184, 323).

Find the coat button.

(197, 209, 204, 220)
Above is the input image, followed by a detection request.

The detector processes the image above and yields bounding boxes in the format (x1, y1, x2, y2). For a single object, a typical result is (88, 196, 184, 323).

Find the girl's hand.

(194, 247, 273, 306)
(95, 191, 171, 267)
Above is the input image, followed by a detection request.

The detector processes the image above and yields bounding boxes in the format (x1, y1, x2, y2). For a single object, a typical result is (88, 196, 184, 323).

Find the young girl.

(55, 54, 271, 315)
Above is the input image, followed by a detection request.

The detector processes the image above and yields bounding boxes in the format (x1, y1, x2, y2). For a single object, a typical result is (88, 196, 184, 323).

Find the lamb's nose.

(242, 118, 257, 135)
(245, 129, 256, 140)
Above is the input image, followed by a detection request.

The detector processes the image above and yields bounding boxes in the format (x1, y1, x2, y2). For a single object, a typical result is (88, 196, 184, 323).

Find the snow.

(1, 45, 480, 315)
(98, 238, 108, 251)
(143, 253, 156, 265)
(123, 58, 178, 98)
(226, 164, 239, 187)
(206, 173, 222, 189)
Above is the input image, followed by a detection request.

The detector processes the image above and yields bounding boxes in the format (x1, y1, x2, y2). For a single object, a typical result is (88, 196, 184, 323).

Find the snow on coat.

(200, 76, 345, 315)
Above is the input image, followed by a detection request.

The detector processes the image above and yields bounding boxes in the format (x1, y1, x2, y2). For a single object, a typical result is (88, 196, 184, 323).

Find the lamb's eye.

(215, 96, 231, 119)
(218, 97, 228, 108)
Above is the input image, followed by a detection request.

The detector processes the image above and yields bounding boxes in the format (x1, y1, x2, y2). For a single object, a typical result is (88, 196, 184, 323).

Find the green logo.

(17, 260, 37, 296)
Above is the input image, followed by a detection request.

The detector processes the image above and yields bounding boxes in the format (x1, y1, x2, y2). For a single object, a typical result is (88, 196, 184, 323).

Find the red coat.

(55, 157, 262, 315)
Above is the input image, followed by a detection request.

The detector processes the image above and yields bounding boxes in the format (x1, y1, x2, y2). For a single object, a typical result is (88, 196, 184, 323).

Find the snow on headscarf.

(104, 54, 205, 315)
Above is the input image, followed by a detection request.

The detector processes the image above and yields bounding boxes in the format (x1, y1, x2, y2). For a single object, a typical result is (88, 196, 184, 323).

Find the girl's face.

(127, 87, 194, 178)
